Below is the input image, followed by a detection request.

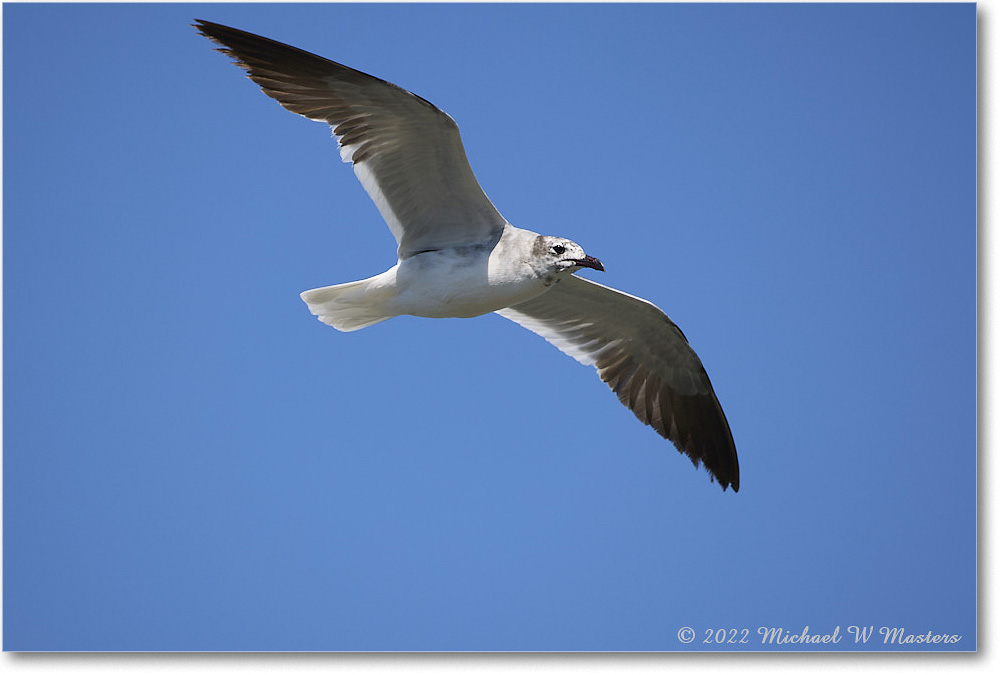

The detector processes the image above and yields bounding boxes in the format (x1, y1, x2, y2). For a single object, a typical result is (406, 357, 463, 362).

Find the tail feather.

(300, 278, 396, 332)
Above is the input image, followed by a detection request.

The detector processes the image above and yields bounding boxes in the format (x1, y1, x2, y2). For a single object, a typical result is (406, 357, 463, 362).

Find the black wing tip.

(192, 18, 243, 39)
(699, 432, 739, 493)
(193, 19, 331, 68)
(677, 388, 739, 493)
(191, 18, 234, 42)
(718, 472, 740, 493)
(192, 19, 286, 51)
(694, 437, 740, 493)
(192, 20, 242, 62)
(651, 390, 739, 493)
(693, 450, 739, 493)
(192, 18, 450, 121)
(192, 19, 266, 64)
(708, 443, 739, 493)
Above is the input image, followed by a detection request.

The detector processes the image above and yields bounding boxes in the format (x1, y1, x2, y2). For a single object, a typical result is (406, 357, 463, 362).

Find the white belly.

(391, 247, 549, 319)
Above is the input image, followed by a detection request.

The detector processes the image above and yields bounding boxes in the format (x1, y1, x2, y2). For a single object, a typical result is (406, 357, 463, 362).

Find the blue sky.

(3, 2, 976, 651)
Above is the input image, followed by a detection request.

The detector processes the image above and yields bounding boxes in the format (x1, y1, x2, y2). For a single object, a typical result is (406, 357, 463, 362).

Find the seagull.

(195, 20, 740, 492)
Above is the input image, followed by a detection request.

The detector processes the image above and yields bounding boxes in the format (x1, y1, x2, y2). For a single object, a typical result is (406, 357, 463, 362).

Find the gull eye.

(552, 245, 566, 255)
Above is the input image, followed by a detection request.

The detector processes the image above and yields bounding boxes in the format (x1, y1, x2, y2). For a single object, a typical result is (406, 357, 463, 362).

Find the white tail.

(300, 275, 397, 332)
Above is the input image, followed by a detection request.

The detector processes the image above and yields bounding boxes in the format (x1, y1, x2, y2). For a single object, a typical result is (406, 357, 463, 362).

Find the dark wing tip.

(193, 19, 337, 77)
(651, 388, 739, 493)
(600, 352, 739, 493)
(192, 19, 448, 120)
(674, 390, 740, 492)
(665, 383, 739, 492)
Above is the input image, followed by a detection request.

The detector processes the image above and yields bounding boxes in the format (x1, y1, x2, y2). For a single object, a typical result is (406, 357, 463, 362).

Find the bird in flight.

(195, 20, 739, 491)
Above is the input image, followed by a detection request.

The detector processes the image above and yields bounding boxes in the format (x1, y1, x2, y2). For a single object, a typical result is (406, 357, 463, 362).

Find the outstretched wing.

(195, 20, 507, 259)
(497, 275, 739, 491)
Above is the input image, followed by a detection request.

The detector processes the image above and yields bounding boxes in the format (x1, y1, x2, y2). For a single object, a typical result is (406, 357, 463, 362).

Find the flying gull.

(195, 20, 740, 491)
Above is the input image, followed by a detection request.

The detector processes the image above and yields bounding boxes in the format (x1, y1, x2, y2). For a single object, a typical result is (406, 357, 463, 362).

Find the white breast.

(392, 246, 549, 319)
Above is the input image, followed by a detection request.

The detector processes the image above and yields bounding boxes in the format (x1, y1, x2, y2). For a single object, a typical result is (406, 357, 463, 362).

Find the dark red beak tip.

(575, 255, 605, 272)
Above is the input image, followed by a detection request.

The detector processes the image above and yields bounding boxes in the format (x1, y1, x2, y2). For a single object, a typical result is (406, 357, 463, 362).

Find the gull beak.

(573, 255, 605, 272)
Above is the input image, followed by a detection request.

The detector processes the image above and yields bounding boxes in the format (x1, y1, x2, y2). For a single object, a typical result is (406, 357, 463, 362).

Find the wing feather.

(195, 20, 506, 258)
(496, 276, 739, 491)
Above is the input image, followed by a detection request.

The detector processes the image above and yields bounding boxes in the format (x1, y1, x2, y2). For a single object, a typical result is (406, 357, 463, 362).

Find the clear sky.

(3, 2, 976, 651)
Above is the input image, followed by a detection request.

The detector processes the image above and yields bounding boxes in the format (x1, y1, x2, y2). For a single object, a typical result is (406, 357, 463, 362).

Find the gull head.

(533, 236, 605, 275)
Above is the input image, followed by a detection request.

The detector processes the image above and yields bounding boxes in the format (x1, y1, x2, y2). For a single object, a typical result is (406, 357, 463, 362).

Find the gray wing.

(496, 276, 739, 491)
(195, 20, 506, 259)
